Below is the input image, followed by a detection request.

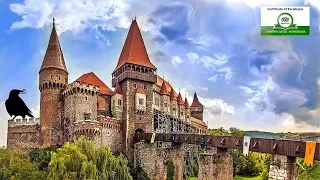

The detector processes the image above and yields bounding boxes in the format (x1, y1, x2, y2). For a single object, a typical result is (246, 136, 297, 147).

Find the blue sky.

(0, 0, 320, 146)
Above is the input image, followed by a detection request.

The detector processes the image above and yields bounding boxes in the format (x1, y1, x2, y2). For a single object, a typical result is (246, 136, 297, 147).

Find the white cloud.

(218, 67, 233, 80)
(186, 52, 229, 70)
(0, 102, 9, 147)
(8, 0, 162, 35)
(171, 56, 183, 66)
(239, 86, 255, 95)
(208, 75, 218, 82)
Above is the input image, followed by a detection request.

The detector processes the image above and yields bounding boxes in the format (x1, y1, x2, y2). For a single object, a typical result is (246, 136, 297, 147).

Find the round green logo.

(277, 12, 294, 28)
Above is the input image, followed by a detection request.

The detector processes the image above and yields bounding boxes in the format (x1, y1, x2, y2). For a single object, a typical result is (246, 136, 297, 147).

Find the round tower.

(39, 18, 68, 147)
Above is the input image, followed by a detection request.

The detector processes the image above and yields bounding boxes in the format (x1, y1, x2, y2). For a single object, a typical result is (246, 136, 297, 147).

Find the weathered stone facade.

(268, 155, 298, 180)
(7, 118, 41, 150)
(134, 142, 185, 180)
(198, 148, 233, 180)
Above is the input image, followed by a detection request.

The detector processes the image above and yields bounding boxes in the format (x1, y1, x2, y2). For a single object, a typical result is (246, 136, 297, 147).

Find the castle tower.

(184, 96, 191, 123)
(39, 18, 68, 147)
(177, 92, 185, 120)
(170, 88, 178, 118)
(111, 19, 157, 162)
(190, 92, 204, 120)
(111, 82, 123, 121)
(159, 80, 170, 113)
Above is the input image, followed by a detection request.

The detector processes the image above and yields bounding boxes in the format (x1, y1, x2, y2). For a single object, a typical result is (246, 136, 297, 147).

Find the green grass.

(186, 177, 197, 180)
(233, 176, 262, 180)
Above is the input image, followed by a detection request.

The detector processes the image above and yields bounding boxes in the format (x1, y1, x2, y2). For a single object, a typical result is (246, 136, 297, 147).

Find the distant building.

(7, 19, 208, 160)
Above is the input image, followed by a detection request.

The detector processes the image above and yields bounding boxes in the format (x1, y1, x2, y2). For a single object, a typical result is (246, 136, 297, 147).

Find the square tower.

(111, 19, 157, 163)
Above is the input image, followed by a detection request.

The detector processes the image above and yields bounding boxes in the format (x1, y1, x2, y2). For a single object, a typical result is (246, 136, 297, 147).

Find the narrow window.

(118, 99, 122, 106)
(113, 100, 115, 106)
(134, 84, 137, 88)
(139, 98, 144, 105)
(85, 97, 88, 101)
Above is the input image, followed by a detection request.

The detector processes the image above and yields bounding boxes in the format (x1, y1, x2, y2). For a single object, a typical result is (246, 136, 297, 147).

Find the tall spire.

(40, 18, 67, 73)
(191, 92, 203, 107)
(170, 88, 177, 100)
(160, 80, 168, 95)
(184, 95, 190, 108)
(113, 19, 156, 73)
(177, 92, 184, 105)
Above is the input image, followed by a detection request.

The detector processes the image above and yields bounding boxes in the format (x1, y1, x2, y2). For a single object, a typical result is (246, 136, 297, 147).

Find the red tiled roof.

(170, 88, 177, 100)
(191, 117, 207, 127)
(114, 82, 122, 94)
(156, 76, 172, 92)
(160, 81, 168, 95)
(75, 72, 113, 95)
(136, 87, 145, 94)
(113, 19, 156, 73)
(191, 92, 203, 107)
(40, 19, 67, 72)
(177, 92, 184, 105)
(184, 97, 190, 108)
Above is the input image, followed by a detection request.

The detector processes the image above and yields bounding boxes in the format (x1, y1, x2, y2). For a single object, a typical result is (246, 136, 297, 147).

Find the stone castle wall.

(97, 95, 112, 117)
(134, 142, 185, 180)
(121, 79, 155, 162)
(63, 82, 99, 122)
(7, 118, 41, 150)
(99, 117, 122, 152)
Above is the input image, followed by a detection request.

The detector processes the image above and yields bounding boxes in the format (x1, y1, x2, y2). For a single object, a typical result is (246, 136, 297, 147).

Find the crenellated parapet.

(62, 81, 100, 97)
(98, 116, 122, 131)
(8, 117, 40, 128)
(73, 120, 101, 140)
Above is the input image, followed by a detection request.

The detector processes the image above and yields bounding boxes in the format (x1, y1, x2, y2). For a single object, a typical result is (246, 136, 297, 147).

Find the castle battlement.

(62, 81, 100, 97)
(8, 117, 40, 128)
(73, 120, 100, 131)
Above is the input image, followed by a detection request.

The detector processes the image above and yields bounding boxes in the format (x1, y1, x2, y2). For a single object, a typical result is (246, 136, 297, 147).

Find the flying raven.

(5, 89, 34, 120)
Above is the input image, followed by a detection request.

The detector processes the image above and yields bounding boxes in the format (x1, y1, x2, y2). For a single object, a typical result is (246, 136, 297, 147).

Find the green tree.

(0, 148, 46, 180)
(47, 136, 132, 180)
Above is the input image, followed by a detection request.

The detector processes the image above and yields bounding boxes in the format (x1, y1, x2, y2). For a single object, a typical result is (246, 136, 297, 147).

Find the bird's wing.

(5, 99, 13, 116)
(16, 97, 34, 117)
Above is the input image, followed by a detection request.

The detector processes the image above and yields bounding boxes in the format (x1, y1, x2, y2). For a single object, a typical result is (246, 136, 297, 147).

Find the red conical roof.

(76, 72, 113, 95)
(40, 18, 67, 73)
(114, 82, 122, 94)
(191, 92, 203, 107)
(160, 80, 168, 95)
(184, 97, 190, 109)
(177, 92, 184, 105)
(170, 88, 177, 100)
(113, 19, 156, 73)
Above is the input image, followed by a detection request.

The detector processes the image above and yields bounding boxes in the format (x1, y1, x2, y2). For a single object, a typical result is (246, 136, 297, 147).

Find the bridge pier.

(268, 155, 298, 180)
(134, 142, 184, 180)
(198, 147, 233, 180)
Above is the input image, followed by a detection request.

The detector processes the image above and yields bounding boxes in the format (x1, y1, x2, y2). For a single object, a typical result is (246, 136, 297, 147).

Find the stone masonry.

(198, 147, 233, 180)
(134, 141, 185, 180)
(268, 155, 298, 180)
(7, 118, 41, 150)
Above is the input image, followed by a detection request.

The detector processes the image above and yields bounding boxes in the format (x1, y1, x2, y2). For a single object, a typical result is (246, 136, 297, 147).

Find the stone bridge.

(134, 133, 319, 180)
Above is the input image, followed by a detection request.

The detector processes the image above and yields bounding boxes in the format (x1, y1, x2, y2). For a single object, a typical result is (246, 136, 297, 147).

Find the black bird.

(5, 89, 34, 120)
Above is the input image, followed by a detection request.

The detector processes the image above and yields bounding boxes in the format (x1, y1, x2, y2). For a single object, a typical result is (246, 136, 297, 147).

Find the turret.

(160, 80, 170, 114)
(190, 92, 204, 120)
(177, 92, 185, 120)
(39, 18, 68, 147)
(170, 88, 178, 118)
(111, 82, 123, 121)
(184, 96, 191, 123)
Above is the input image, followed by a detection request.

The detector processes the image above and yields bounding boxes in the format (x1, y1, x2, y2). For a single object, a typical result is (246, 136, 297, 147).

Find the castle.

(7, 18, 208, 161)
